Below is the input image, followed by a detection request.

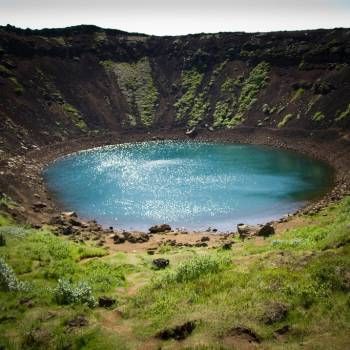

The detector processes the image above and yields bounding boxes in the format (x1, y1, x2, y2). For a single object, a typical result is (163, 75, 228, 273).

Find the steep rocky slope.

(0, 25, 350, 157)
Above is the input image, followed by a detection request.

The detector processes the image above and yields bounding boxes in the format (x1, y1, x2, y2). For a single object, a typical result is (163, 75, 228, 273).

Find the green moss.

(291, 88, 305, 102)
(278, 113, 293, 128)
(8, 77, 24, 95)
(101, 58, 158, 127)
(230, 62, 270, 126)
(335, 103, 350, 122)
(63, 103, 88, 131)
(174, 68, 204, 124)
(312, 111, 325, 122)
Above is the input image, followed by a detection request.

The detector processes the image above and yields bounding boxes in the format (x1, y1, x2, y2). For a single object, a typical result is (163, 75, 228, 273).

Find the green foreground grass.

(0, 197, 350, 349)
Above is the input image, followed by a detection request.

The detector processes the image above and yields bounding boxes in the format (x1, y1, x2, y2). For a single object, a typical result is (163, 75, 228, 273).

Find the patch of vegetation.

(0, 258, 27, 292)
(312, 111, 325, 122)
(101, 58, 159, 127)
(278, 113, 293, 128)
(229, 61, 270, 127)
(8, 77, 24, 95)
(213, 99, 236, 127)
(174, 68, 205, 125)
(291, 87, 305, 102)
(0, 194, 17, 210)
(1, 193, 350, 349)
(54, 278, 96, 307)
(335, 103, 350, 122)
(187, 93, 210, 128)
(126, 197, 350, 347)
(63, 103, 88, 131)
(220, 77, 242, 93)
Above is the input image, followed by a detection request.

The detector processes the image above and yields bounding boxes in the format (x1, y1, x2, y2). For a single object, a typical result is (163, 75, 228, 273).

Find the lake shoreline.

(1, 127, 349, 240)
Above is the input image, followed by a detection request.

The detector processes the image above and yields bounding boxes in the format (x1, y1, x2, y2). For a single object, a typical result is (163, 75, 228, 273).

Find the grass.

(0, 196, 350, 348)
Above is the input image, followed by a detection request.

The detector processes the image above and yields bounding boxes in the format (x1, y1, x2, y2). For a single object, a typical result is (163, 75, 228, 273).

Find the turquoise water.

(44, 141, 332, 231)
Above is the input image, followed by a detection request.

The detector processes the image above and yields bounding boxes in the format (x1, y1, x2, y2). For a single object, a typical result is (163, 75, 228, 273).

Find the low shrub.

(157, 254, 228, 285)
(0, 258, 27, 292)
(53, 278, 97, 307)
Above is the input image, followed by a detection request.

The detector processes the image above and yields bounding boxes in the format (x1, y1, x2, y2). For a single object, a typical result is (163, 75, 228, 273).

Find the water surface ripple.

(44, 141, 332, 231)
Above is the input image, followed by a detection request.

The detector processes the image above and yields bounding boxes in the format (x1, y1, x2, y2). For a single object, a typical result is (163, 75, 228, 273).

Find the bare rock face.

(149, 224, 171, 233)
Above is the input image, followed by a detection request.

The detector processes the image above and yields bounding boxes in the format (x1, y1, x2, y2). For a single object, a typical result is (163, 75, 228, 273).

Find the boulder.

(149, 224, 171, 233)
(112, 233, 126, 244)
(123, 231, 149, 243)
(98, 296, 116, 308)
(152, 258, 169, 269)
(185, 127, 197, 138)
(237, 223, 259, 239)
(257, 223, 275, 237)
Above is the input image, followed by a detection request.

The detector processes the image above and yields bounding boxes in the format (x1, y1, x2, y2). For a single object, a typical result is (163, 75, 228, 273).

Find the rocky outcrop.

(149, 224, 171, 233)
(0, 26, 349, 158)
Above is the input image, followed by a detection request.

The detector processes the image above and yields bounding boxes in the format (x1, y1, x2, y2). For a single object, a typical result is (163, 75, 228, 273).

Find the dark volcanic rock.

(149, 224, 171, 233)
(123, 231, 149, 243)
(237, 223, 259, 239)
(185, 127, 198, 138)
(98, 296, 116, 308)
(156, 321, 196, 340)
(221, 242, 233, 250)
(152, 258, 169, 269)
(112, 233, 126, 244)
(257, 223, 275, 237)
